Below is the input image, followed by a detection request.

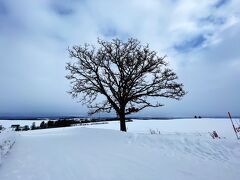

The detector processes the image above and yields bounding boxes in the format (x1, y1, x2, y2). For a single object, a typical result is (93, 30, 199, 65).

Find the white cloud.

(0, 0, 239, 117)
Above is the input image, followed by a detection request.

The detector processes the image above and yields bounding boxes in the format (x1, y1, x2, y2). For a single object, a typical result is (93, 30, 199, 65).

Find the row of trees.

(32, 120, 80, 130)
(14, 120, 81, 131)
(15, 118, 128, 131)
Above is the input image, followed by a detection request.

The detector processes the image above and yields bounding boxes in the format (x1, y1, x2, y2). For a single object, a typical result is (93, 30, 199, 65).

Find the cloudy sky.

(0, 0, 239, 117)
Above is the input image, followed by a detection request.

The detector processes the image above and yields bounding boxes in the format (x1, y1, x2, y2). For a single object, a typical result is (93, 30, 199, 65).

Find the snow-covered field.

(0, 130, 16, 165)
(0, 118, 240, 180)
(89, 118, 240, 139)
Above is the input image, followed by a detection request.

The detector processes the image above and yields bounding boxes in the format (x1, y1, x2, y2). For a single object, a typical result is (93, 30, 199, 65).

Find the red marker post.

(228, 112, 239, 140)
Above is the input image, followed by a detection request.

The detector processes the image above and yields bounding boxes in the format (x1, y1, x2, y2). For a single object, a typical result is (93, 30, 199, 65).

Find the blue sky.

(0, 0, 240, 117)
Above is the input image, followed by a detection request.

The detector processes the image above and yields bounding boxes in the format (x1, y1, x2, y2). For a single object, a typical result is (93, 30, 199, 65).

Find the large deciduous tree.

(66, 38, 186, 132)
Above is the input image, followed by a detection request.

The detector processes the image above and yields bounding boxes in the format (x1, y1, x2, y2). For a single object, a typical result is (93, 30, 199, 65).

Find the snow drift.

(0, 123, 239, 180)
(0, 129, 16, 165)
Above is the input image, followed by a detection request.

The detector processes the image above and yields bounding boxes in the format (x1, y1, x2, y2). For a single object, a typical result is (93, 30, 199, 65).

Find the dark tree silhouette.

(31, 122, 36, 130)
(66, 38, 186, 132)
(40, 121, 46, 129)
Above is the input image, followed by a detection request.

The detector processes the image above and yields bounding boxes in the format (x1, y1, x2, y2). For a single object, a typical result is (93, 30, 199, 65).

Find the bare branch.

(66, 38, 186, 129)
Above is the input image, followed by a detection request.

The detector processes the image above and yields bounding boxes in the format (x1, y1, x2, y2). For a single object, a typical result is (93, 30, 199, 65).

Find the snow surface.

(0, 118, 240, 180)
(0, 130, 16, 165)
(88, 118, 239, 139)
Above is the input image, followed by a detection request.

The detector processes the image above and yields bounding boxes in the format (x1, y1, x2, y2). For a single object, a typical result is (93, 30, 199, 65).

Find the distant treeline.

(11, 118, 133, 131)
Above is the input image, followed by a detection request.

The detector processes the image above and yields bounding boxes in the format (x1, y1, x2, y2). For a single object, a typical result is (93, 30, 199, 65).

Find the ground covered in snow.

(0, 130, 16, 165)
(0, 118, 240, 180)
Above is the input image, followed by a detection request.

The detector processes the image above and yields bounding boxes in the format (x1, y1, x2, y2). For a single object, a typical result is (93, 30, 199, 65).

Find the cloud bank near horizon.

(0, 0, 240, 117)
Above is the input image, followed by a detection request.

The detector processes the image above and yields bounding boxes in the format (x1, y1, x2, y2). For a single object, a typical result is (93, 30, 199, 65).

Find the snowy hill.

(0, 119, 240, 180)
(0, 130, 16, 165)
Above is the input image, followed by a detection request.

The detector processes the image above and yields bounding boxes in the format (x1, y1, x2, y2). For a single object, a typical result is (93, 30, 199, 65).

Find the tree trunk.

(119, 113, 127, 132)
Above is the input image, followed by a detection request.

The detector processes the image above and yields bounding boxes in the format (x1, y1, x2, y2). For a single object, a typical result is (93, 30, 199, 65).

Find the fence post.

(228, 112, 239, 140)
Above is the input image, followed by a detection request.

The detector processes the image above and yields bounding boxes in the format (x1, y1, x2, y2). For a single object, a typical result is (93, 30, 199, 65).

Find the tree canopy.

(66, 38, 186, 131)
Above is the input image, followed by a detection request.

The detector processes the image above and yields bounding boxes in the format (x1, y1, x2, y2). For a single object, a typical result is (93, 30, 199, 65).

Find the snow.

(0, 129, 16, 165)
(89, 118, 239, 138)
(0, 118, 240, 180)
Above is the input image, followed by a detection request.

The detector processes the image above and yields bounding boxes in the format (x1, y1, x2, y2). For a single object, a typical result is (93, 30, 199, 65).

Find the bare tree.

(66, 38, 186, 131)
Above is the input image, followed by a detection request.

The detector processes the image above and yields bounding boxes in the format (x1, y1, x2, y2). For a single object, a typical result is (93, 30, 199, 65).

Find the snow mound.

(128, 132, 240, 162)
(0, 129, 16, 165)
(0, 127, 239, 180)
